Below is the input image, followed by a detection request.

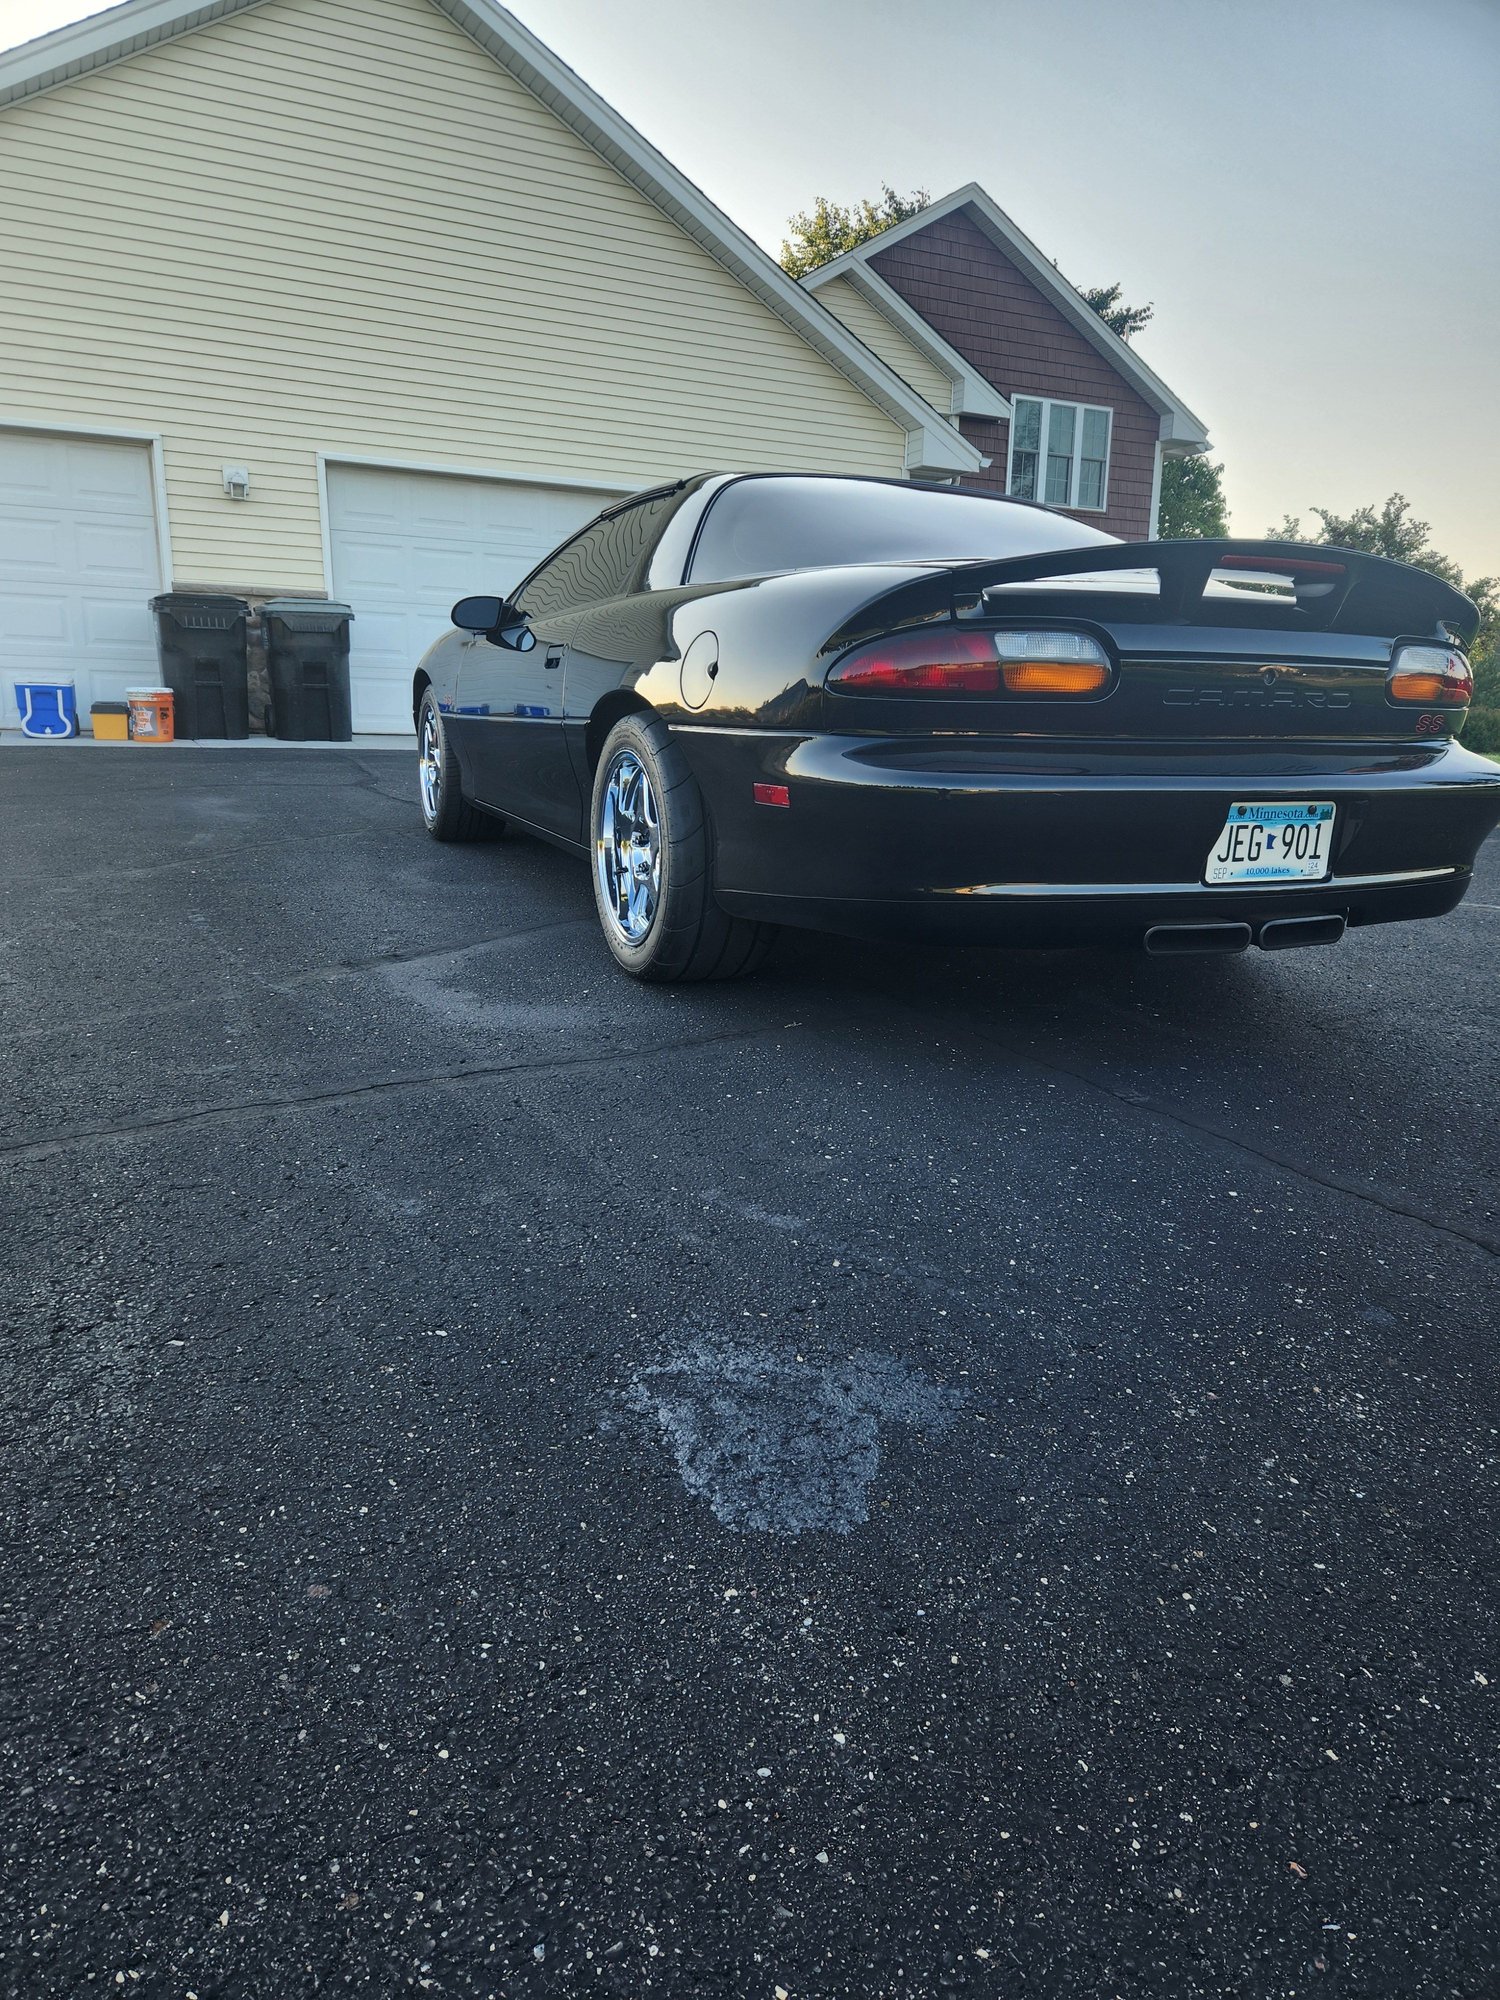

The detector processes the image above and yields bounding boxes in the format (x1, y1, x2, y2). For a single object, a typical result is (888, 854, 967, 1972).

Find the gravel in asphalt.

(2, 745, 1497, 1998)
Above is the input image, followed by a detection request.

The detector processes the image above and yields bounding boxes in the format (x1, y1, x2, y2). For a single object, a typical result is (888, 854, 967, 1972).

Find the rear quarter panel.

(631, 564, 939, 730)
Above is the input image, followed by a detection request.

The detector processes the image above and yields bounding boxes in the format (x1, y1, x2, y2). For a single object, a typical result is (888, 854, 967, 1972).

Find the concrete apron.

(0, 733, 407, 751)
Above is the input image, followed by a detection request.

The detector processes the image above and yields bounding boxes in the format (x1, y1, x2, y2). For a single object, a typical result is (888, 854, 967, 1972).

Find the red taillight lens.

(829, 629, 1001, 693)
(1388, 644, 1472, 706)
(826, 628, 1111, 697)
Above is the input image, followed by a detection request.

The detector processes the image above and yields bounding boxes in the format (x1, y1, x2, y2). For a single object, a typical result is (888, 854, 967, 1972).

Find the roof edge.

(0, 0, 269, 109)
(802, 262, 1011, 423)
(807, 182, 1211, 449)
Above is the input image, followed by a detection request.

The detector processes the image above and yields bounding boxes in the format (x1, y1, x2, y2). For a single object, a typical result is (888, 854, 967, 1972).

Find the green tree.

(1077, 281, 1153, 343)
(1271, 493, 1495, 627)
(1157, 456, 1229, 539)
(1275, 493, 1498, 748)
(779, 185, 929, 279)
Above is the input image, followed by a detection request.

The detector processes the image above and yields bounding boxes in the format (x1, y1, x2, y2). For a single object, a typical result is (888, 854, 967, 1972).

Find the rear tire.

(589, 711, 775, 982)
(417, 686, 501, 842)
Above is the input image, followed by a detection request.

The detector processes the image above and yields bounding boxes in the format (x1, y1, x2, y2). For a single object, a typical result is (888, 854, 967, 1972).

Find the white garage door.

(326, 464, 611, 735)
(0, 431, 162, 731)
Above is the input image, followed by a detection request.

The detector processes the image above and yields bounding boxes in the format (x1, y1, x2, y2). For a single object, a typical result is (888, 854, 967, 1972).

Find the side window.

(514, 492, 675, 619)
(1007, 395, 1112, 512)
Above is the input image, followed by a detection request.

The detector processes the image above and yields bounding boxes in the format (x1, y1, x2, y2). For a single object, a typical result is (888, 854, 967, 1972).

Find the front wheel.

(417, 686, 500, 841)
(589, 712, 775, 982)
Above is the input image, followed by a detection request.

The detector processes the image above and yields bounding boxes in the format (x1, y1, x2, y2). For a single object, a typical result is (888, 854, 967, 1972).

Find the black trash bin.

(262, 599, 355, 742)
(150, 593, 251, 740)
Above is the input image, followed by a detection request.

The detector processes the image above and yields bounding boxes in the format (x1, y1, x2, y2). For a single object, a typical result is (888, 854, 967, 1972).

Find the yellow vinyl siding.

(0, 0, 906, 590)
(815, 277, 957, 418)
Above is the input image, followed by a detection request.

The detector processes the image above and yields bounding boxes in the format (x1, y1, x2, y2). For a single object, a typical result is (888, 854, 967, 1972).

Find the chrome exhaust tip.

(1143, 921, 1253, 956)
(1258, 913, 1347, 951)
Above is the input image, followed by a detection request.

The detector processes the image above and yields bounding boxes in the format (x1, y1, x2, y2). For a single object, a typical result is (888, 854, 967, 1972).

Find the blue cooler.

(14, 680, 78, 738)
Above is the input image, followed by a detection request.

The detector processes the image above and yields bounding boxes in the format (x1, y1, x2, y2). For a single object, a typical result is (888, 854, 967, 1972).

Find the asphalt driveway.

(3, 745, 1498, 1999)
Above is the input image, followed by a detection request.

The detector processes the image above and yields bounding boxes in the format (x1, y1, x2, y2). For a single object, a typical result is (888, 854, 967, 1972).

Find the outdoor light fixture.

(222, 465, 251, 501)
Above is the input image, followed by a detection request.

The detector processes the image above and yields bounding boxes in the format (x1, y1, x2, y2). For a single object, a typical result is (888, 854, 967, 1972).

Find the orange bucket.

(126, 686, 175, 743)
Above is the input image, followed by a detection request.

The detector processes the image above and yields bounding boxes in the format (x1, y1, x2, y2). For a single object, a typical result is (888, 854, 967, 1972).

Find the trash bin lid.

(150, 592, 250, 612)
(90, 700, 130, 714)
(260, 598, 355, 621)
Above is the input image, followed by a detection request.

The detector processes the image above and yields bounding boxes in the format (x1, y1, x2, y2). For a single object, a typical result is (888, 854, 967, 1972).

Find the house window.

(1007, 396, 1112, 512)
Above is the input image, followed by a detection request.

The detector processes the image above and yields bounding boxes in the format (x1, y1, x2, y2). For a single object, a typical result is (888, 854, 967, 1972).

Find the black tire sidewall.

(589, 715, 702, 979)
(418, 688, 476, 841)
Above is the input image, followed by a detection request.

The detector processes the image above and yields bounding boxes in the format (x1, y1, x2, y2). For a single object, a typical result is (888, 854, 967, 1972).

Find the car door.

(451, 592, 580, 839)
(457, 492, 681, 842)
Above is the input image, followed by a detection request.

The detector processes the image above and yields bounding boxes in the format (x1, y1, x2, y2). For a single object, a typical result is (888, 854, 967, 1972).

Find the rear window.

(686, 476, 1116, 585)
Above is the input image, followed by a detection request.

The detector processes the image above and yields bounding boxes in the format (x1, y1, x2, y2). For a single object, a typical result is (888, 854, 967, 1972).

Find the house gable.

(803, 183, 1209, 539)
(806, 269, 1011, 425)
(813, 277, 961, 418)
(0, 0, 978, 592)
(869, 207, 1166, 536)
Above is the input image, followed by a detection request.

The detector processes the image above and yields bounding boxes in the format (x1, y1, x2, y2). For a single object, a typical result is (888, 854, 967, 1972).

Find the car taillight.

(1388, 644, 1472, 705)
(826, 628, 1112, 697)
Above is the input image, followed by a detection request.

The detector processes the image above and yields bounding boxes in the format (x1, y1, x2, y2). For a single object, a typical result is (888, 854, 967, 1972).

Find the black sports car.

(412, 472, 1500, 981)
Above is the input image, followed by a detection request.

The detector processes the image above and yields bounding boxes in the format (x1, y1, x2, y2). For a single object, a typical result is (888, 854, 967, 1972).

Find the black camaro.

(412, 472, 1500, 981)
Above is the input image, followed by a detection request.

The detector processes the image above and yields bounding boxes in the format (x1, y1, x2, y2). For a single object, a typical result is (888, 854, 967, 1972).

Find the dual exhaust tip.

(1144, 914, 1348, 956)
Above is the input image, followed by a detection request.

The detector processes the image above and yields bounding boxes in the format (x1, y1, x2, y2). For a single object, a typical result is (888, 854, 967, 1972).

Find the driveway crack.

(872, 987, 1499, 1260)
(1026, 1048, 1500, 1258)
(0, 1023, 779, 1164)
(268, 917, 592, 989)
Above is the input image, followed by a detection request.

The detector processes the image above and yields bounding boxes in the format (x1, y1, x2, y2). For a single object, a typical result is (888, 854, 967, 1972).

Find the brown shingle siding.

(871, 209, 1159, 538)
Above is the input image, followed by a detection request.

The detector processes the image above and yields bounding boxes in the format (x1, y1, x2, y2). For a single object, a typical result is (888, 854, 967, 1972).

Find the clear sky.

(4, 0, 1497, 577)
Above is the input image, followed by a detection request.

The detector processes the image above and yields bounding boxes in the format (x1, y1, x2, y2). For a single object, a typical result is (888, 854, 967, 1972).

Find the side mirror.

(452, 594, 505, 632)
(450, 596, 536, 651)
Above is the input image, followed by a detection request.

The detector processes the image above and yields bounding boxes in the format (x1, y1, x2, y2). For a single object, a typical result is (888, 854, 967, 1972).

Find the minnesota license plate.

(1205, 801, 1335, 885)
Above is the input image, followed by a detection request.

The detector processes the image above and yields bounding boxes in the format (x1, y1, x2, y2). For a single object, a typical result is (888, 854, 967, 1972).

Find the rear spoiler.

(826, 539, 1479, 653)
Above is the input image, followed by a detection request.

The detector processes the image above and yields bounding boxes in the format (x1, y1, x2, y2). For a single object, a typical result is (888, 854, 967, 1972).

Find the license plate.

(1204, 801, 1335, 885)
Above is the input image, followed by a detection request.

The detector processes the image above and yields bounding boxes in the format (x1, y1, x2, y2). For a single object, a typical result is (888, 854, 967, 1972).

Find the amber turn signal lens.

(999, 660, 1112, 695)
(1389, 673, 1450, 704)
(1387, 645, 1472, 705)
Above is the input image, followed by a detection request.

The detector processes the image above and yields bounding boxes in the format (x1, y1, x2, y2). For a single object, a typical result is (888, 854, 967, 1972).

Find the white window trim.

(1005, 395, 1113, 514)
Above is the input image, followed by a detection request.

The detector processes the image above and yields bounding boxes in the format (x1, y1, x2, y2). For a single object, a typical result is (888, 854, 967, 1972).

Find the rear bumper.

(677, 727, 1500, 947)
(715, 869, 1470, 948)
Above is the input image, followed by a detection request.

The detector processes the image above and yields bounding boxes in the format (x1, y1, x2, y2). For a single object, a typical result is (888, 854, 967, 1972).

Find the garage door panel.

(0, 435, 66, 497)
(72, 520, 159, 578)
(409, 546, 503, 598)
(352, 608, 415, 658)
(65, 441, 156, 508)
(408, 487, 488, 534)
(85, 666, 145, 707)
(334, 535, 405, 590)
(81, 595, 156, 647)
(0, 433, 160, 729)
(327, 465, 606, 735)
(0, 518, 68, 577)
(333, 499, 408, 536)
(0, 588, 71, 645)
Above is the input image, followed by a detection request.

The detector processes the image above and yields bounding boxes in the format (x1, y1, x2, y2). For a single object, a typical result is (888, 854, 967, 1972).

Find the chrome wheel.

(596, 749, 661, 943)
(418, 704, 443, 821)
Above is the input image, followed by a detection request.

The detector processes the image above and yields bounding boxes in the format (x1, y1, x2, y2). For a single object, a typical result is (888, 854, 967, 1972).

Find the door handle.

(544, 650, 563, 670)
